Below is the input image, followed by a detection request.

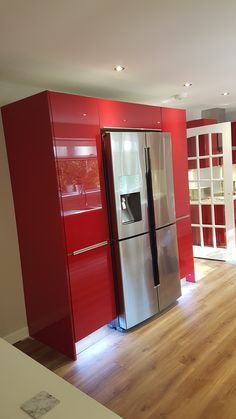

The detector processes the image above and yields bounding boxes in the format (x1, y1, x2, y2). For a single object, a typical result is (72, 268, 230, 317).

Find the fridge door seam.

(70, 241, 108, 256)
(116, 230, 150, 242)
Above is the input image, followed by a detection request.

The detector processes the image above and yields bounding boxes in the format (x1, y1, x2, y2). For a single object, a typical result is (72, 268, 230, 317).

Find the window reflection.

(55, 138, 102, 214)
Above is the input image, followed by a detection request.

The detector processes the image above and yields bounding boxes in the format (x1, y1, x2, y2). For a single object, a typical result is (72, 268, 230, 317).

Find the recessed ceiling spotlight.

(221, 92, 230, 96)
(183, 82, 192, 87)
(114, 65, 125, 72)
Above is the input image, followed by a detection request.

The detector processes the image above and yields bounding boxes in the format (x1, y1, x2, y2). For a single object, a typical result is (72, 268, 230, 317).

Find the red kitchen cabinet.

(187, 119, 220, 168)
(98, 99, 162, 130)
(231, 122, 236, 164)
(1, 91, 116, 360)
(49, 92, 109, 253)
(2, 90, 195, 358)
(68, 244, 115, 341)
(176, 217, 195, 282)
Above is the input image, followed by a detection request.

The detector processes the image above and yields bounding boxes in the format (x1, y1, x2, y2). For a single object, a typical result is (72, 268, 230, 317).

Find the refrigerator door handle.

(150, 232, 160, 288)
(144, 147, 155, 230)
(144, 147, 160, 288)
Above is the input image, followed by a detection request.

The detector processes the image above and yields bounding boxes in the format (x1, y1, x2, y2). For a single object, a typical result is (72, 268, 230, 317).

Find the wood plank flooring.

(15, 259, 236, 419)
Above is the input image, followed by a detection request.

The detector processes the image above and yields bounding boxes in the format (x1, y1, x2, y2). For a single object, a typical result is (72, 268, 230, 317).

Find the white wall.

(0, 115, 28, 342)
(186, 108, 202, 121)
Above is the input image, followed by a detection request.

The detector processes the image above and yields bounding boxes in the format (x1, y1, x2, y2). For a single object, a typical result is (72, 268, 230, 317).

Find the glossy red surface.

(98, 99, 162, 130)
(161, 107, 190, 219)
(68, 244, 116, 341)
(187, 119, 220, 167)
(1, 92, 76, 359)
(49, 92, 109, 252)
(231, 122, 236, 163)
(176, 217, 195, 282)
(2, 89, 195, 358)
(186, 118, 217, 128)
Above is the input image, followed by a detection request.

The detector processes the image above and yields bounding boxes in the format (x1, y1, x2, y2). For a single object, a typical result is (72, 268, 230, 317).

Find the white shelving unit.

(187, 122, 236, 261)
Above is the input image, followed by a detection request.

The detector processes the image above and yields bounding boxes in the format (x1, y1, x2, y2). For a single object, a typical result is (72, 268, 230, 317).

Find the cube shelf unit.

(187, 122, 236, 261)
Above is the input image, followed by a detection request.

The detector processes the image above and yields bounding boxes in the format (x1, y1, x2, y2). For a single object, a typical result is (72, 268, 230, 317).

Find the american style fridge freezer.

(103, 130, 181, 330)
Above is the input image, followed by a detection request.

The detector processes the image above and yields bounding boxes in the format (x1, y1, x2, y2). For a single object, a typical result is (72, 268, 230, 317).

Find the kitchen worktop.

(0, 338, 121, 419)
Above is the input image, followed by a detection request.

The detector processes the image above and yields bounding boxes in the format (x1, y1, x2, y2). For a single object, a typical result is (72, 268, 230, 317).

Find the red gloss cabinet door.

(68, 244, 116, 341)
(53, 135, 108, 253)
(98, 99, 162, 130)
(49, 92, 109, 252)
(176, 217, 195, 282)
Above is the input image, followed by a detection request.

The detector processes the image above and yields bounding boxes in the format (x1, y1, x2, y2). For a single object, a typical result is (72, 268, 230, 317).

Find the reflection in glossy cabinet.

(53, 135, 108, 253)
(49, 92, 109, 252)
(68, 244, 116, 341)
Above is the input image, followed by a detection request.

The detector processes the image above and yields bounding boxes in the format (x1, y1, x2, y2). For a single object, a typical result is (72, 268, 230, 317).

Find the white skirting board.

(3, 326, 29, 344)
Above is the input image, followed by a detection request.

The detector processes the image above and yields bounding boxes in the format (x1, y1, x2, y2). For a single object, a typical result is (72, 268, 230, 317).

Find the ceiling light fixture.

(114, 65, 125, 72)
(183, 82, 192, 87)
(221, 92, 230, 96)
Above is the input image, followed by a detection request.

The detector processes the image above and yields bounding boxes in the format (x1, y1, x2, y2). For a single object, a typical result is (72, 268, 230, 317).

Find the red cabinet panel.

(187, 119, 220, 167)
(231, 122, 236, 163)
(69, 244, 116, 341)
(161, 107, 190, 219)
(1, 92, 76, 359)
(98, 99, 162, 130)
(176, 217, 195, 282)
(49, 93, 109, 252)
(186, 118, 217, 128)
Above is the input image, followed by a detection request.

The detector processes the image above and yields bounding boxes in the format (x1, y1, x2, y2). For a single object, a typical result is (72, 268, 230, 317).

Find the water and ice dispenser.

(120, 192, 142, 224)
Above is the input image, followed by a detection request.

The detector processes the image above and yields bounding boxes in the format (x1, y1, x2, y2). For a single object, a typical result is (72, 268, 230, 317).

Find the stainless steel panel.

(156, 224, 181, 311)
(118, 233, 159, 329)
(109, 132, 149, 239)
(146, 132, 176, 228)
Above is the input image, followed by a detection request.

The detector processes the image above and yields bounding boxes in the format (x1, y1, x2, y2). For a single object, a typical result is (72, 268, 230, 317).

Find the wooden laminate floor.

(15, 259, 236, 419)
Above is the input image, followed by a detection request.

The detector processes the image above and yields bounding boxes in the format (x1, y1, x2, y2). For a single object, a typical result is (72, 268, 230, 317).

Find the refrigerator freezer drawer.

(156, 224, 181, 311)
(118, 233, 159, 329)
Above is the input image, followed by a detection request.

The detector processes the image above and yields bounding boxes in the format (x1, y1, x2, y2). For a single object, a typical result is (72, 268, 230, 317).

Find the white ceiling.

(1, 0, 236, 116)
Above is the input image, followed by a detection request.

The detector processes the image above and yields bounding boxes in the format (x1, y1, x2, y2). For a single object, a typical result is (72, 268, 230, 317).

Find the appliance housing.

(1, 91, 194, 359)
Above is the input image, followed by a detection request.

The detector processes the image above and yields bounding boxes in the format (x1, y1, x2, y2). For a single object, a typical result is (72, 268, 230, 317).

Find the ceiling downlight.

(114, 65, 125, 72)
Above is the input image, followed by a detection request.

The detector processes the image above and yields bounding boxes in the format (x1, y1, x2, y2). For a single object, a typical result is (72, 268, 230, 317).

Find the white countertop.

(0, 338, 121, 419)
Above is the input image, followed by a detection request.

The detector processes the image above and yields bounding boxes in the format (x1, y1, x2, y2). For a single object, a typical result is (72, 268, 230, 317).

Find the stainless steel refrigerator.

(103, 130, 181, 330)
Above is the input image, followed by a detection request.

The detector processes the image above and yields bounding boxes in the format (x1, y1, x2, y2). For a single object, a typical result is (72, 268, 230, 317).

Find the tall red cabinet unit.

(2, 91, 194, 359)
